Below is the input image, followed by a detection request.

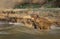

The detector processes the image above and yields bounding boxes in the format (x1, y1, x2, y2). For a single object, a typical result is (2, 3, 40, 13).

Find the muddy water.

(0, 24, 60, 39)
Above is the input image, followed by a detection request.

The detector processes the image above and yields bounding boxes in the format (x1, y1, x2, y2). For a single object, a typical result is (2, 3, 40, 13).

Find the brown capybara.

(31, 14, 54, 30)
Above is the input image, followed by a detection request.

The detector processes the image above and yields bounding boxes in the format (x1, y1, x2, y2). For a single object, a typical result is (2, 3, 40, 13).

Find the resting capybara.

(31, 14, 53, 30)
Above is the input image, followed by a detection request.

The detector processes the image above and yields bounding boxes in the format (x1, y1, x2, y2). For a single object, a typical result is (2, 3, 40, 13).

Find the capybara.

(31, 14, 54, 30)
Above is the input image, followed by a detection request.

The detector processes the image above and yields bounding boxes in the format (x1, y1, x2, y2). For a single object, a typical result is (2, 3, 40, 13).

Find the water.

(0, 23, 60, 39)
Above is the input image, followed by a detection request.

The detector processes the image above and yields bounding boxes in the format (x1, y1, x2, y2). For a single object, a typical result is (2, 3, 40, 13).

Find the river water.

(0, 23, 60, 39)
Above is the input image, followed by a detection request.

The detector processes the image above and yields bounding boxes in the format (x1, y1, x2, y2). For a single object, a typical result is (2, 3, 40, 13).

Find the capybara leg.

(34, 25, 37, 29)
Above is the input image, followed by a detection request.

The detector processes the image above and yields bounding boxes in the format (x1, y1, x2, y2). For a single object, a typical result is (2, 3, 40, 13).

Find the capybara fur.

(31, 14, 53, 30)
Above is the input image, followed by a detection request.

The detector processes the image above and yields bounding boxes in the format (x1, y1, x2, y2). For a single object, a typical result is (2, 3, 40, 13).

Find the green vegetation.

(14, 3, 41, 9)
(14, 0, 60, 8)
